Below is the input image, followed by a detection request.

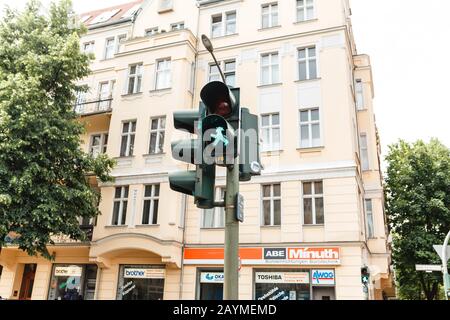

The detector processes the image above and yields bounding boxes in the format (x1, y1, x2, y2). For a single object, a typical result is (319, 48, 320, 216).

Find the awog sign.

(312, 269, 335, 285)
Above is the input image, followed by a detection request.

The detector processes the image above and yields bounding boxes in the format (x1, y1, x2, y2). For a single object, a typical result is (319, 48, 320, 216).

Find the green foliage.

(385, 139, 450, 300)
(0, 0, 115, 259)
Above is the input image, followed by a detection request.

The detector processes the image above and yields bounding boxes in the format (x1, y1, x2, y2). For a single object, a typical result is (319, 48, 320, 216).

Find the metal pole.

(442, 230, 450, 300)
(224, 158, 239, 300)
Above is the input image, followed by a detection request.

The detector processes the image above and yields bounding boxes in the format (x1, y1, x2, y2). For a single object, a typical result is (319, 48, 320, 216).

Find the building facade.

(0, 0, 395, 300)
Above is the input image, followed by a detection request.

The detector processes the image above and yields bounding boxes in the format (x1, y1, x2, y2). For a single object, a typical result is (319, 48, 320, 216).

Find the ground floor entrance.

(19, 264, 36, 300)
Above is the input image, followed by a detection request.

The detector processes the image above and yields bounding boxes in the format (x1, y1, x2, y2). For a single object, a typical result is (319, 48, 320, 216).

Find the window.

(89, 133, 108, 157)
(211, 11, 236, 38)
(104, 35, 127, 59)
(225, 12, 236, 35)
(149, 116, 166, 154)
(170, 22, 184, 30)
(142, 184, 160, 225)
(120, 121, 136, 157)
(159, 0, 174, 12)
(90, 9, 120, 25)
(299, 108, 320, 148)
(262, 184, 281, 226)
(297, 0, 315, 22)
(112, 186, 129, 226)
(116, 34, 127, 53)
(47, 264, 98, 300)
(298, 47, 317, 80)
(202, 188, 225, 228)
(97, 80, 115, 110)
(359, 133, 369, 171)
(262, 3, 278, 29)
(117, 265, 164, 300)
(75, 90, 86, 113)
(83, 41, 95, 54)
(145, 27, 159, 36)
(208, 60, 236, 87)
(155, 58, 171, 90)
(303, 181, 324, 225)
(261, 113, 281, 151)
(211, 14, 222, 38)
(127, 64, 143, 94)
(365, 199, 374, 238)
(104, 38, 115, 59)
(355, 79, 364, 110)
(261, 52, 280, 85)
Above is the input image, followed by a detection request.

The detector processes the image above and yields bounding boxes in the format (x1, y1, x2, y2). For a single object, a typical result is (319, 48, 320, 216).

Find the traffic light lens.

(215, 101, 231, 117)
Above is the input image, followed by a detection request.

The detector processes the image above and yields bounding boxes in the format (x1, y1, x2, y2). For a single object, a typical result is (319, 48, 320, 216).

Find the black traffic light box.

(169, 104, 216, 209)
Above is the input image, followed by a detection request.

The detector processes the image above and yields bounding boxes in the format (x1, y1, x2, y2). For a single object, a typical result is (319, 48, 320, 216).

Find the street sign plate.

(415, 264, 442, 272)
(236, 193, 244, 222)
(433, 245, 450, 261)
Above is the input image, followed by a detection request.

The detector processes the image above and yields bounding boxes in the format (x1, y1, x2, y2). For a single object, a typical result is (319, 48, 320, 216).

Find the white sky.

(1, 0, 449, 159)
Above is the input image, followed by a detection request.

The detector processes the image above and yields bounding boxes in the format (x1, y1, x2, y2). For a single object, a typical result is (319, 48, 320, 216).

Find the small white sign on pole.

(415, 264, 442, 272)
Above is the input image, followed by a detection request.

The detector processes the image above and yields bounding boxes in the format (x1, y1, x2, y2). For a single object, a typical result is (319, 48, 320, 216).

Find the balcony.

(51, 224, 94, 244)
(74, 96, 113, 117)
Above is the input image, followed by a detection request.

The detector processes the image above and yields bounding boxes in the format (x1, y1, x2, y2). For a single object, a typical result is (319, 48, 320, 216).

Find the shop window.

(47, 264, 98, 300)
(117, 265, 165, 300)
(198, 270, 224, 300)
(254, 269, 311, 300)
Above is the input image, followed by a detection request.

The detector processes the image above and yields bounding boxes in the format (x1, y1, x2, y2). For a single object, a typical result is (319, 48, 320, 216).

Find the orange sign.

(184, 247, 340, 265)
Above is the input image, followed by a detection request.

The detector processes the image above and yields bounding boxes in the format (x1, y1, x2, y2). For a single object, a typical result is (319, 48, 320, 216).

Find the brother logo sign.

(264, 248, 286, 260)
(125, 269, 145, 277)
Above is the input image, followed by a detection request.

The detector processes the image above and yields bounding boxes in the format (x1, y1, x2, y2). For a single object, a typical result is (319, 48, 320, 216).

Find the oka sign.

(312, 270, 335, 285)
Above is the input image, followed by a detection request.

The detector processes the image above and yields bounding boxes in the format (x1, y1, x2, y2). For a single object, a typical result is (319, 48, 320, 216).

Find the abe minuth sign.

(183, 247, 341, 265)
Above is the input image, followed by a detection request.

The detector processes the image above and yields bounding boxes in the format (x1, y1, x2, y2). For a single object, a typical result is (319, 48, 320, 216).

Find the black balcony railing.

(79, 224, 94, 241)
(74, 96, 113, 116)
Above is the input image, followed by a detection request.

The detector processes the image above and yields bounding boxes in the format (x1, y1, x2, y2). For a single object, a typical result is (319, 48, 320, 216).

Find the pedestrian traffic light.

(169, 105, 216, 209)
(200, 81, 239, 166)
(361, 266, 370, 285)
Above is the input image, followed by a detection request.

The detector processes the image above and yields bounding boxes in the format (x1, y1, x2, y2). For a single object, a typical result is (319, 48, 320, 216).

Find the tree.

(0, 0, 115, 259)
(385, 139, 450, 300)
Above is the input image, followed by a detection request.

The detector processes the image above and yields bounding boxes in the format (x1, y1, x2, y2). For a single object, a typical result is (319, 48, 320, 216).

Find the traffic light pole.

(224, 157, 239, 300)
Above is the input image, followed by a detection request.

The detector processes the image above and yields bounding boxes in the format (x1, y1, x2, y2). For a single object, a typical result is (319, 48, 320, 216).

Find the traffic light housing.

(239, 108, 261, 181)
(169, 105, 216, 209)
(170, 81, 262, 209)
(200, 81, 239, 166)
(361, 266, 370, 285)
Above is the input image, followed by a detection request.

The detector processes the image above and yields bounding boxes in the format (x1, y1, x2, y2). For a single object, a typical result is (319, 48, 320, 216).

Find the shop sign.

(200, 272, 224, 283)
(263, 248, 286, 260)
(124, 268, 165, 279)
(184, 247, 341, 266)
(54, 266, 83, 277)
(312, 269, 335, 285)
(255, 272, 310, 284)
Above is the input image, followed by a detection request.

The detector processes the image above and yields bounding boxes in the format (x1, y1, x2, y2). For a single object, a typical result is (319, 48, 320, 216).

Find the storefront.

(254, 269, 311, 300)
(185, 247, 339, 300)
(116, 265, 165, 300)
(47, 264, 98, 300)
(197, 270, 224, 300)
